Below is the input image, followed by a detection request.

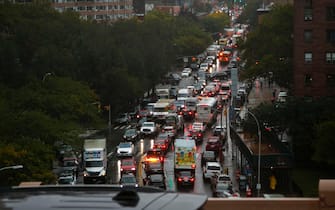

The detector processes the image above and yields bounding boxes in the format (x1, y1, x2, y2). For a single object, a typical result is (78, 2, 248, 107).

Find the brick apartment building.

(51, 0, 135, 23)
(293, 0, 335, 97)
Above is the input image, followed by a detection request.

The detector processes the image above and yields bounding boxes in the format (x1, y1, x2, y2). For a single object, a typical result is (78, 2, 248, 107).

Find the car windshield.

(121, 176, 136, 184)
(119, 143, 131, 148)
(122, 160, 134, 166)
(125, 129, 136, 135)
(85, 161, 103, 167)
(208, 165, 221, 170)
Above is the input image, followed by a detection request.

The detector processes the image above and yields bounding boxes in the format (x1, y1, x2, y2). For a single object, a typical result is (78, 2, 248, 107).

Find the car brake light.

(191, 164, 196, 169)
(131, 167, 136, 171)
(120, 168, 123, 171)
(190, 178, 195, 182)
(198, 133, 202, 137)
(178, 177, 182, 182)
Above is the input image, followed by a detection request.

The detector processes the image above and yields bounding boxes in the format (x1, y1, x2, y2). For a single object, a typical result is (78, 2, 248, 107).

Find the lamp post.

(247, 109, 261, 197)
(0, 165, 23, 172)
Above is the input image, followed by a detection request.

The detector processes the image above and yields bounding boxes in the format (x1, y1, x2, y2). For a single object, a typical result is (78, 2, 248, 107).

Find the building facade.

(293, 0, 335, 97)
(51, 0, 134, 23)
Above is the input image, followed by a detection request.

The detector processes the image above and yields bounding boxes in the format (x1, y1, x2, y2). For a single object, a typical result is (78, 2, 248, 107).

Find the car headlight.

(99, 170, 106, 176)
(83, 171, 89, 177)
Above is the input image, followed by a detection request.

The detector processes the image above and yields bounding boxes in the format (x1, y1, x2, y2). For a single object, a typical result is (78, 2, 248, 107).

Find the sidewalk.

(247, 78, 281, 109)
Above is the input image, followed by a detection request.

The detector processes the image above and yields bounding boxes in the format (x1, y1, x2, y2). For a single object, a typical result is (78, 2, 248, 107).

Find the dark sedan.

(176, 170, 195, 187)
(123, 128, 139, 142)
(144, 174, 166, 190)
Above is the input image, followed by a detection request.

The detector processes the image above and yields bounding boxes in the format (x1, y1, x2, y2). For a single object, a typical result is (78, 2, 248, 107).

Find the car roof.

(206, 161, 221, 166)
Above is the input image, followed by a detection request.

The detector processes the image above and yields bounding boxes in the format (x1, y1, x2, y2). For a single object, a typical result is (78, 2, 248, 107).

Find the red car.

(120, 157, 137, 175)
(205, 136, 222, 157)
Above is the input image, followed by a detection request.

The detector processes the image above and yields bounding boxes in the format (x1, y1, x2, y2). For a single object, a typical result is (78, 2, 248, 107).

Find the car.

(176, 170, 195, 187)
(57, 170, 76, 185)
(153, 138, 169, 154)
(123, 128, 140, 142)
(140, 121, 158, 136)
(213, 125, 227, 142)
(212, 182, 236, 198)
(203, 161, 223, 181)
(201, 150, 216, 167)
(156, 132, 172, 146)
(61, 158, 79, 177)
(144, 173, 166, 189)
(136, 109, 151, 120)
(145, 148, 164, 163)
(161, 125, 177, 139)
(119, 173, 138, 188)
(169, 86, 178, 98)
(205, 136, 223, 157)
(116, 142, 134, 157)
(113, 113, 130, 125)
(277, 90, 287, 103)
(211, 174, 232, 190)
(120, 157, 137, 175)
(181, 68, 192, 77)
(144, 160, 164, 175)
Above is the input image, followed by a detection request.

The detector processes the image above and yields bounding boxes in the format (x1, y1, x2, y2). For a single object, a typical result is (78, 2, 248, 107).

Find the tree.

(239, 4, 293, 89)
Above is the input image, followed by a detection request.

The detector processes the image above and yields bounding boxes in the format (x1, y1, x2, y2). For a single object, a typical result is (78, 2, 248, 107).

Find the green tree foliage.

(0, 3, 213, 184)
(239, 4, 293, 89)
(314, 121, 335, 166)
(235, 0, 263, 28)
(200, 12, 230, 34)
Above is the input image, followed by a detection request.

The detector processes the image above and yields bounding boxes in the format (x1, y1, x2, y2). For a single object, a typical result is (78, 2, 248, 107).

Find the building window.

(327, 7, 335, 21)
(304, 0, 312, 7)
(326, 52, 335, 64)
(304, 30, 312, 42)
(327, 74, 335, 87)
(305, 74, 312, 86)
(304, 52, 312, 63)
(327, 30, 335, 43)
(304, 8, 312, 21)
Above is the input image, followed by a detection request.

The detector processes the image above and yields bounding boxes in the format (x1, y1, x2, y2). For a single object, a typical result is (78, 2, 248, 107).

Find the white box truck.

(83, 138, 107, 184)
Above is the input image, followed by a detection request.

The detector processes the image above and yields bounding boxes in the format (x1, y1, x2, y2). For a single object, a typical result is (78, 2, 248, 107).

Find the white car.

(116, 142, 134, 157)
(203, 161, 223, 181)
(57, 170, 76, 185)
(181, 68, 192, 77)
(140, 121, 157, 136)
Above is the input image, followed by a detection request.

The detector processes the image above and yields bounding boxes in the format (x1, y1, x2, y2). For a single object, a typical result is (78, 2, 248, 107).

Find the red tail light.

(191, 164, 196, 169)
(190, 178, 195, 182)
(178, 177, 182, 182)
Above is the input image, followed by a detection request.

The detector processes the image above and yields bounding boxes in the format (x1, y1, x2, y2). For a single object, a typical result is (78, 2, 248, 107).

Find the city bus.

(195, 97, 218, 125)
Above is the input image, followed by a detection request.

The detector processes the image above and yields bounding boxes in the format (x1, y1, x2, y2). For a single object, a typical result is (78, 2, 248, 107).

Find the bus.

(195, 97, 218, 125)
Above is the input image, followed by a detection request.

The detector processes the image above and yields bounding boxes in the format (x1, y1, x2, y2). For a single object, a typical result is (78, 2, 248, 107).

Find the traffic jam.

(107, 26, 250, 198)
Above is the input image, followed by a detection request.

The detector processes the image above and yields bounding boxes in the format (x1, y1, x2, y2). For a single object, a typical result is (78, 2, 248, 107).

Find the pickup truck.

(140, 121, 158, 137)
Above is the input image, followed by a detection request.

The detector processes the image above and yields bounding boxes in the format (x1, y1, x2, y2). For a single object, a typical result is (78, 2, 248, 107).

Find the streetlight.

(247, 109, 262, 197)
(0, 165, 23, 172)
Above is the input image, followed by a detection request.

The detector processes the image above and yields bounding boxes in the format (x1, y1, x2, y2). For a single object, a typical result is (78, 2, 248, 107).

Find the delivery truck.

(174, 138, 196, 176)
(83, 138, 107, 184)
